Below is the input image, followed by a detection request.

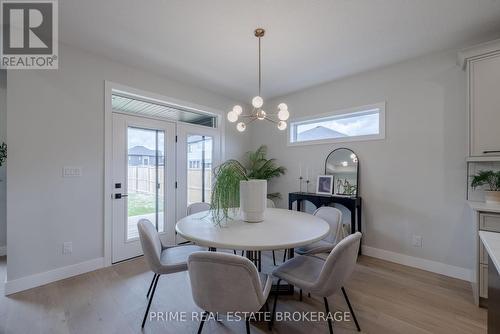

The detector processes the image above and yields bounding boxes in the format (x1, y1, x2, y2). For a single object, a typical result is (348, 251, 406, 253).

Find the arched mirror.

(325, 148, 359, 197)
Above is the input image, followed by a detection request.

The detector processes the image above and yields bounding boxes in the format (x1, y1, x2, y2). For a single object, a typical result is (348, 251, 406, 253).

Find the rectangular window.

(112, 93, 217, 128)
(289, 102, 385, 145)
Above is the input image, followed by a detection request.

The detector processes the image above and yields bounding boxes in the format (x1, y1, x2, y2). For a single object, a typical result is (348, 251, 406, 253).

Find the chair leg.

(282, 249, 287, 262)
(323, 297, 333, 334)
(198, 311, 208, 334)
(308, 292, 311, 298)
(142, 274, 160, 328)
(241, 250, 245, 256)
(272, 251, 276, 266)
(341, 287, 361, 332)
(146, 273, 157, 298)
(269, 279, 281, 330)
(300, 289, 303, 301)
(245, 318, 251, 334)
(258, 251, 262, 272)
(233, 250, 237, 255)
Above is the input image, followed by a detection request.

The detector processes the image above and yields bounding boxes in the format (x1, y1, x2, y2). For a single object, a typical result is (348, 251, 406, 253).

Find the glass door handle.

(114, 193, 128, 199)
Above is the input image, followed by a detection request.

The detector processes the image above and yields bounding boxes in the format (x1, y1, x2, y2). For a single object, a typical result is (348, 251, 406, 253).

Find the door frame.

(104, 81, 225, 266)
(111, 113, 176, 263)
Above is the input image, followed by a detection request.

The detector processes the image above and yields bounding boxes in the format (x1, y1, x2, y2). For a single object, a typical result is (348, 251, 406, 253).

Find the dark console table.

(288, 192, 362, 235)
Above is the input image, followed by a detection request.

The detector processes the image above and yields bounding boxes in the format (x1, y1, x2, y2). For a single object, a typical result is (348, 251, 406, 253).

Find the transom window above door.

(112, 93, 217, 128)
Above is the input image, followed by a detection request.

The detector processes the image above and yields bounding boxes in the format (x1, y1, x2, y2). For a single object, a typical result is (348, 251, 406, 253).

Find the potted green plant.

(471, 170, 500, 204)
(211, 145, 286, 223)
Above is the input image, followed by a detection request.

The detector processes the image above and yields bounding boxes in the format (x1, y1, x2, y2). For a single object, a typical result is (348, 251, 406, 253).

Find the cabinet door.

(480, 264, 489, 298)
(470, 54, 500, 157)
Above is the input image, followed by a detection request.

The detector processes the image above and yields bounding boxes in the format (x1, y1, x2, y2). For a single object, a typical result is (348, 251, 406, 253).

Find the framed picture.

(316, 175, 333, 195)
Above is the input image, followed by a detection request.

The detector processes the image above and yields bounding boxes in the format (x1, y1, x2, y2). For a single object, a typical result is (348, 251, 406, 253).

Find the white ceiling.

(60, 0, 500, 100)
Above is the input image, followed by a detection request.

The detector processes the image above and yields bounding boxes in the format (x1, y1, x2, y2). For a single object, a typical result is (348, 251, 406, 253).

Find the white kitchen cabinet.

(468, 201, 500, 306)
(460, 39, 500, 158)
(469, 55, 500, 157)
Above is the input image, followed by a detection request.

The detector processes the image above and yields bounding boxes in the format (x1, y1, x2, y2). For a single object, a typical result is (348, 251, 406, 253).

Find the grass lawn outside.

(127, 192, 162, 217)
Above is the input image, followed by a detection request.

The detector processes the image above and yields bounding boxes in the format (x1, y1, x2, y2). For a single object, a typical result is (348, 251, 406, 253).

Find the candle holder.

(298, 176, 304, 192)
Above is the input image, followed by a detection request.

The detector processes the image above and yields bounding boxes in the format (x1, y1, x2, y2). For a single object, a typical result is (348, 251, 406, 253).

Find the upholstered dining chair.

(187, 202, 211, 215)
(177, 202, 211, 246)
(295, 206, 343, 255)
(185, 202, 240, 254)
(188, 251, 273, 334)
(266, 199, 281, 265)
(270, 232, 362, 334)
(138, 219, 205, 328)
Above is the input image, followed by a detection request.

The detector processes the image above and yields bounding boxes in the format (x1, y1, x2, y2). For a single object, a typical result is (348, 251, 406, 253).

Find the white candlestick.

(299, 164, 302, 177)
(306, 167, 309, 180)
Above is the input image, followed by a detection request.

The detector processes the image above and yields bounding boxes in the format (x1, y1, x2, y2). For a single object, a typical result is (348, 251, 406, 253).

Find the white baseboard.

(362, 245, 473, 282)
(0, 245, 5, 256)
(4, 257, 104, 295)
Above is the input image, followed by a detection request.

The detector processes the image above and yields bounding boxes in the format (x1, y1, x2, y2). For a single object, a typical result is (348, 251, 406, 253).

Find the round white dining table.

(175, 208, 330, 251)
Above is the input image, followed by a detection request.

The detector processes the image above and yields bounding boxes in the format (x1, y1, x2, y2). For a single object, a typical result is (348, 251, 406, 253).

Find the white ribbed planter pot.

(485, 191, 500, 204)
(240, 180, 267, 223)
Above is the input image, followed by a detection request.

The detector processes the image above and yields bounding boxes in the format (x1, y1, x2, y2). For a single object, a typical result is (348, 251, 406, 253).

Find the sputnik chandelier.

(227, 28, 290, 132)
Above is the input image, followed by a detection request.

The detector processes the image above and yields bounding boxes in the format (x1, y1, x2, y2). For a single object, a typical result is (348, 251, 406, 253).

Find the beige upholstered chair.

(266, 199, 276, 209)
(187, 202, 211, 215)
(296, 206, 343, 255)
(185, 202, 240, 254)
(138, 219, 204, 328)
(266, 199, 281, 265)
(177, 202, 211, 246)
(188, 251, 272, 334)
(271, 232, 362, 333)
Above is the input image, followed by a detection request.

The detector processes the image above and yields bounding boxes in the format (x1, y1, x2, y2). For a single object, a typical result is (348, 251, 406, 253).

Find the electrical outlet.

(63, 242, 72, 255)
(412, 235, 423, 248)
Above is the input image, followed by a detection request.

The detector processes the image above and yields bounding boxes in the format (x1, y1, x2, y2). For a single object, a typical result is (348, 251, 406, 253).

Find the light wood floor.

(0, 254, 487, 334)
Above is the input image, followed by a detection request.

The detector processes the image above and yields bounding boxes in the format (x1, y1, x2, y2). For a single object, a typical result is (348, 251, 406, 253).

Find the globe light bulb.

(277, 121, 287, 131)
(342, 161, 348, 167)
(257, 110, 267, 120)
(237, 122, 246, 132)
(252, 96, 264, 108)
(233, 105, 243, 115)
(227, 111, 238, 123)
(277, 108, 290, 121)
(277, 103, 288, 111)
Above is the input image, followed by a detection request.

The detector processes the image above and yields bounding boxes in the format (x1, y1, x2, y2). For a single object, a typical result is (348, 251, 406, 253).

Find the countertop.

(480, 231, 500, 274)
(468, 201, 500, 214)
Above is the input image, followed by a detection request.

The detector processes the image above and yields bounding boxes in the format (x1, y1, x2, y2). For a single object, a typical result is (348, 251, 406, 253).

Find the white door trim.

(104, 81, 225, 267)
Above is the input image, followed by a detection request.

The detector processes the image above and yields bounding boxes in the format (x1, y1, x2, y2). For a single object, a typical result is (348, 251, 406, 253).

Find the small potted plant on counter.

(211, 145, 286, 224)
(471, 170, 500, 204)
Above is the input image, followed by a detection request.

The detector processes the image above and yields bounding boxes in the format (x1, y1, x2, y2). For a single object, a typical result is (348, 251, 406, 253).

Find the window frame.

(287, 102, 386, 146)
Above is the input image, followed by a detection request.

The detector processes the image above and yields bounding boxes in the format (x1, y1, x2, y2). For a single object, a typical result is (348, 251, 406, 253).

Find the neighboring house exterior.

(128, 146, 164, 166)
(297, 125, 346, 141)
(187, 137, 213, 170)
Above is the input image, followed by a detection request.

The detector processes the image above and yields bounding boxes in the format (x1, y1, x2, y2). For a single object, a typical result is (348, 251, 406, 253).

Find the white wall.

(251, 50, 473, 275)
(0, 70, 6, 252)
(6, 43, 250, 281)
